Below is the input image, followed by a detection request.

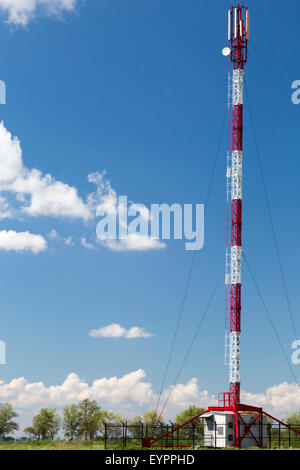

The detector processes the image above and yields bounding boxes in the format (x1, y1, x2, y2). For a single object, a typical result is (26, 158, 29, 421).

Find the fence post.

(141, 423, 144, 449)
(161, 423, 163, 450)
(170, 422, 174, 450)
(279, 423, 281, 448)
(124, 422, 127, 449)
(122, 422, 125, 450)
(104, 422, 107, 450)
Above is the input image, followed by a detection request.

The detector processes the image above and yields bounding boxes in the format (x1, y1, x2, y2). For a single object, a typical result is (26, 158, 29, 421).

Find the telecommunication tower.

(227, 2, 249, 410)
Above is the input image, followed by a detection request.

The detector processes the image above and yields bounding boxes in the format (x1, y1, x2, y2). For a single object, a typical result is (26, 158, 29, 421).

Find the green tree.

(129, 416, 144, 439)
(101, 411, 124, 440)
(174, 406, 206, 442)
(282, 412, 300, 448)
(0, 403, 19, 438)
(23, 425, 39, 440)
(24, 408, 60, 440)
(142, 411, 164, 426)
(286, 411, 300, 427)
(78, 399, 101, 440)
(130, 411, 165, 439)
(62, 404, 81, 440)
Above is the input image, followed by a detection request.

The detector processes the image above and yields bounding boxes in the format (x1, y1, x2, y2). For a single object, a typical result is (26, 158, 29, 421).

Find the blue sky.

(0, 0, 299, 424)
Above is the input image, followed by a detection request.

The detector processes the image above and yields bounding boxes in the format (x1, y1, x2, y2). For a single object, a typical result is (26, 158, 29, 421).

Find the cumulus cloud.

(101, 235, 166, 252)
(0, 195, 12, 219)
(90, 323, 126, 338)
(0, 123, 165, 252)
(89, 323, 154, 339)
(0, 370, 299, 433)
(47, 230, 75, 246)
(0, 229, 47, 253)
(47, 229, 58, 240)
(125, 326, 154, 339)
(241, 382, 300, 418)
(0, 370, 212, 430)
(0, 0, 77, 26)
(0, 122, 91, 221)
(87, 171, 118, 215)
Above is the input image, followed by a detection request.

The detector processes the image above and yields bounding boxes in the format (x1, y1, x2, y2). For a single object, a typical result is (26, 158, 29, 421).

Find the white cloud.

(47, 231, 75, 246)
(47, 229, 58, 240)
(0, 229, 47, 253)
(240, 382, 300, 418)
(89, 323, 154, 339)
(0, 123, 165, 252)
(102, 235, 166, 252)
(81, 237, 95, 250)
(90, 323, 126, 338)
(0, 0, 77, 26)
(87, 171, 118, 215)
(0, 122, 23, 183)
(0, 122, 92, 221)
(125, 326, 154, 339)
(9, 169, 91, 220)
(0, 196, 13, 219)
(0, 370, 299, 434)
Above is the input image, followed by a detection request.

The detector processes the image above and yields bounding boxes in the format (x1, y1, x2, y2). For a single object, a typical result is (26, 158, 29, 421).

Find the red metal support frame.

(263, 411, 300, 437)
(143, 410, 209, 448)
(144, 405, 300, 449)
(218, 392, 231, 407)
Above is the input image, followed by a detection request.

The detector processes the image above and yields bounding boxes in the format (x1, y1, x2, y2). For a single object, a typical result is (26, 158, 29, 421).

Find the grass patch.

(0, 440, 105, 451)
(0, 441, 299, 451)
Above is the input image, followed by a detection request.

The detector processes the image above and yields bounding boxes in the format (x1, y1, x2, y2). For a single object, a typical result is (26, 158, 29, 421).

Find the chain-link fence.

(102, 421, 300, 450)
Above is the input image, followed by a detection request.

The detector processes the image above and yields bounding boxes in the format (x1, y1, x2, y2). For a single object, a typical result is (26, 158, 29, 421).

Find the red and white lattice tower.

(227, 4, 249, 408)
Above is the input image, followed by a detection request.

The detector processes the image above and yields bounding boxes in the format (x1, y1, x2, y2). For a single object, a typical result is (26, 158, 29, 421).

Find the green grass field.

(0, 441, 299, 450)
(0, 441, 106, 450)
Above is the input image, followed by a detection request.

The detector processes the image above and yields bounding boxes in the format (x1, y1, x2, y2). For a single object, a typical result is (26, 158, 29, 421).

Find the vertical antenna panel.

(228, 10, 231, 41)
(234, 8, 237, 38)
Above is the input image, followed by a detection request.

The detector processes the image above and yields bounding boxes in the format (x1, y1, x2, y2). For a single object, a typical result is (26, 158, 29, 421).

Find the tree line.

(0, 401, 299, 441)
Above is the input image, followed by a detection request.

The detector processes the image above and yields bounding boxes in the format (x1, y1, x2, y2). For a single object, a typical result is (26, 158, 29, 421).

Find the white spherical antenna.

(222, 47, 231, 57)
